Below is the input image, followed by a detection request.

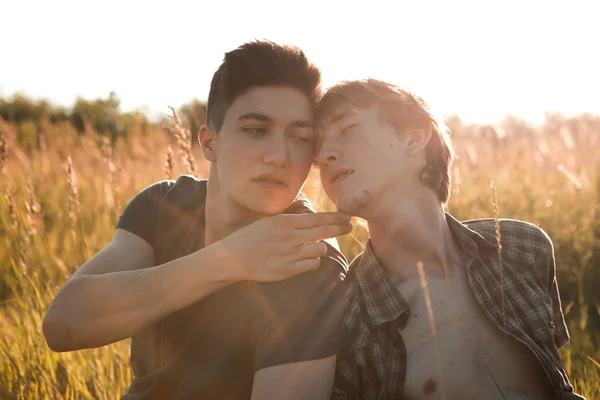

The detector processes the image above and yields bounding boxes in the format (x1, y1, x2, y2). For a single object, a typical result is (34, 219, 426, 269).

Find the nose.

(262, 131, 288, 167)
(316, 144, 342, 168)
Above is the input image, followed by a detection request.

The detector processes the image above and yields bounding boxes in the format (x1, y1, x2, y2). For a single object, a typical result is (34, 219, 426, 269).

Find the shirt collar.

(445, 213, 498, 258)
(354, 240, 411, 326)
(352, 212, 497, 326)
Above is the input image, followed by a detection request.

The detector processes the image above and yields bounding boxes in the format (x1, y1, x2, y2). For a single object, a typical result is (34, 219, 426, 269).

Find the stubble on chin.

(336, 190, 370, 218)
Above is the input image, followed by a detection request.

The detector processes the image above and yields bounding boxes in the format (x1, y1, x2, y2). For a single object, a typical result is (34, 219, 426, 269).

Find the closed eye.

(291, 133, 313, 143)
(340, 124, 358, 135)
(243, 126, 267, 136)
(289, 126, 315, 143)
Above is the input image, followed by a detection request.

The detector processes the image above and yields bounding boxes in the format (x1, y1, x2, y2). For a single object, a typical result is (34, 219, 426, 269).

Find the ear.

(406, 127, 432, 157)
(199, 124, 218, 162)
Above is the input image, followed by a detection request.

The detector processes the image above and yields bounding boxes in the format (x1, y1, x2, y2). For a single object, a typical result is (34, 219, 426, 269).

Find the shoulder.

(132, 179, 175, 200)
(260, 253, 346, 303)
(118, 176, 207, 247)
(140, 175, 208, 220)
(464, 218, 557, 286)
(464, 218, 554, 258)
(163, 175, 207, 205)
(129, 175, 206, 203)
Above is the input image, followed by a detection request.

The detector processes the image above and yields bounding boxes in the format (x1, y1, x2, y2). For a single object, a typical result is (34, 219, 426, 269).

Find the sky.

(1, 0, 599, 125)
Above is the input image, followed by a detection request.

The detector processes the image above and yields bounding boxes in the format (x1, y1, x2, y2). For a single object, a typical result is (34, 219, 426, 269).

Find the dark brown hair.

(207, 40, 322, 132)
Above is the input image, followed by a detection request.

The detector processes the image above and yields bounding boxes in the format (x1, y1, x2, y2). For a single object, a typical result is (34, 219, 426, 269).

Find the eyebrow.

(237, 112, 272, 122)
(328, 111, 354, 125)
(294, 120, 313, 128)
(237, 112, 313, 128)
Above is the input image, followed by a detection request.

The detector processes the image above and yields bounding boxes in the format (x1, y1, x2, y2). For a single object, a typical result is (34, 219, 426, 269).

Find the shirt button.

(549, 320, 555, 329)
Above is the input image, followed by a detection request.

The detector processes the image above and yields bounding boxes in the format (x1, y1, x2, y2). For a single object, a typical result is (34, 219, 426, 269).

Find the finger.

(296, 242, 328, 260)
(286, 212, 351, 229)
(294, 258, 321, 272)
(298, 223, 353, 243)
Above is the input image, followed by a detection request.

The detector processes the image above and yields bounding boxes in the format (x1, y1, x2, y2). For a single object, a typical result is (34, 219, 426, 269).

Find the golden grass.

(0, 113, 599, 399)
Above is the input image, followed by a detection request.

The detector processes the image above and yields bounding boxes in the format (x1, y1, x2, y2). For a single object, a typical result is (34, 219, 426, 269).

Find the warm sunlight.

(1, 0, 598, 125)
(2, 2, 599, 399)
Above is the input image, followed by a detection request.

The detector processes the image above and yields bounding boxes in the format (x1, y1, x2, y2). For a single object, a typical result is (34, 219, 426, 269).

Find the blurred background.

(1, 0, 599, 398)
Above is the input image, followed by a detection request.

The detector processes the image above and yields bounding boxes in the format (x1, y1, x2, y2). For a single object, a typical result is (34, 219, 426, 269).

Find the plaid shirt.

(333, 214, 584, 400)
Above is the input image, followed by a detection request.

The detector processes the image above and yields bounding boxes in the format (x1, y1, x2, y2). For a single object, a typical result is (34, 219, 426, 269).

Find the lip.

(329, 168, 353, 187)
(253, 173, 289, 187)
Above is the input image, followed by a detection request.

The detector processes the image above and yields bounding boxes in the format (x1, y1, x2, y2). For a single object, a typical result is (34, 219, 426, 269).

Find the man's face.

(211, 86, 315, 215)
(316, 106, 418, 216)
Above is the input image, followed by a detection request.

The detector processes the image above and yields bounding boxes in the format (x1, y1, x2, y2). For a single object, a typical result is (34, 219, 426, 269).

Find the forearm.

(43, 243, 237, 351)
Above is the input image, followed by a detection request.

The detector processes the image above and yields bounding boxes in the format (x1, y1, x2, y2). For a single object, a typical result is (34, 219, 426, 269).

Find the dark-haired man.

(42, 41, 352, 400)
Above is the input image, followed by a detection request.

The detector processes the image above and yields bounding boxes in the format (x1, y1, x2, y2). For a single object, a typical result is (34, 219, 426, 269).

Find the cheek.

(223, 138, 261, 163)
(289, 145, 314, 171)
(217, 146, 255, 185)
(319, 171, 336, 201)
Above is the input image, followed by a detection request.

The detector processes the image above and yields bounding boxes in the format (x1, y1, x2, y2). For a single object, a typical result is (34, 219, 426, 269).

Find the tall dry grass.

(0, 112, 599, 399)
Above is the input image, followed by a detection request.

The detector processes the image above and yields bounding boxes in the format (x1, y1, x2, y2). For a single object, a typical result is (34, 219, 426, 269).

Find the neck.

(204, 165, 266, 246)
(366, 186, 462, 282)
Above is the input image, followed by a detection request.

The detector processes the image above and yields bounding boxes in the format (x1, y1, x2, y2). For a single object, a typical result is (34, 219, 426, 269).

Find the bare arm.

(250, 356, 337, 400)
(42, 212, 352, 352)
(42, 228, 237, 352)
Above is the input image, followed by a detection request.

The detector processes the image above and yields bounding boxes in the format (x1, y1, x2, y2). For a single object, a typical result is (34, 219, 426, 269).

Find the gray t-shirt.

(116, 175, 348, 400)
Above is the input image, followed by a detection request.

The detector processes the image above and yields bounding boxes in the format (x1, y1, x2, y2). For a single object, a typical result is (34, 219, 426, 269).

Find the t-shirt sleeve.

(115, 180, 174, 249)
(252, 243, 348, 371)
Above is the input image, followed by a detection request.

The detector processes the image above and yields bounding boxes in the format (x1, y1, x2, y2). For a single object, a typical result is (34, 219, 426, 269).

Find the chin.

(246, 197, 293, 216)
(336, 192, 369, 217)
(248, 203, 287, 216)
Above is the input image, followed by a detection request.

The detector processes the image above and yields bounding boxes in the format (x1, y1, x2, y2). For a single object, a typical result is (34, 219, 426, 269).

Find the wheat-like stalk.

(0, 132, 7, 177)
(5, 184, 18, 229)
(24, 179, 42, 236)
(164, 146, 174, 180)
(491, 181, 503, 253)
(19, 237, 29, 276)
(21, 179, 42, 276)
(101, 138, 121, 212)
(491, 181, 504, 322)
(417, 261, 446, 400)
(491, 179, 509, 385)
(167, 106, 197, 176)
(66, 155, 80, 224)
(1, 133, 18, 229)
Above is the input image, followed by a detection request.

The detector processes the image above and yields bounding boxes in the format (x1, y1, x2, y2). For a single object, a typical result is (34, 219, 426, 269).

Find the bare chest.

(396, 270, 553, 400)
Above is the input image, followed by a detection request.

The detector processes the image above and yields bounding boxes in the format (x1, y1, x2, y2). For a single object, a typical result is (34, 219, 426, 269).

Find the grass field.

(0, 112, 599, 399)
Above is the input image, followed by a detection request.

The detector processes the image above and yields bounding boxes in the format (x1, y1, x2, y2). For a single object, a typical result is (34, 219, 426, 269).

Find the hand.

(218, 212, 353, 282)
